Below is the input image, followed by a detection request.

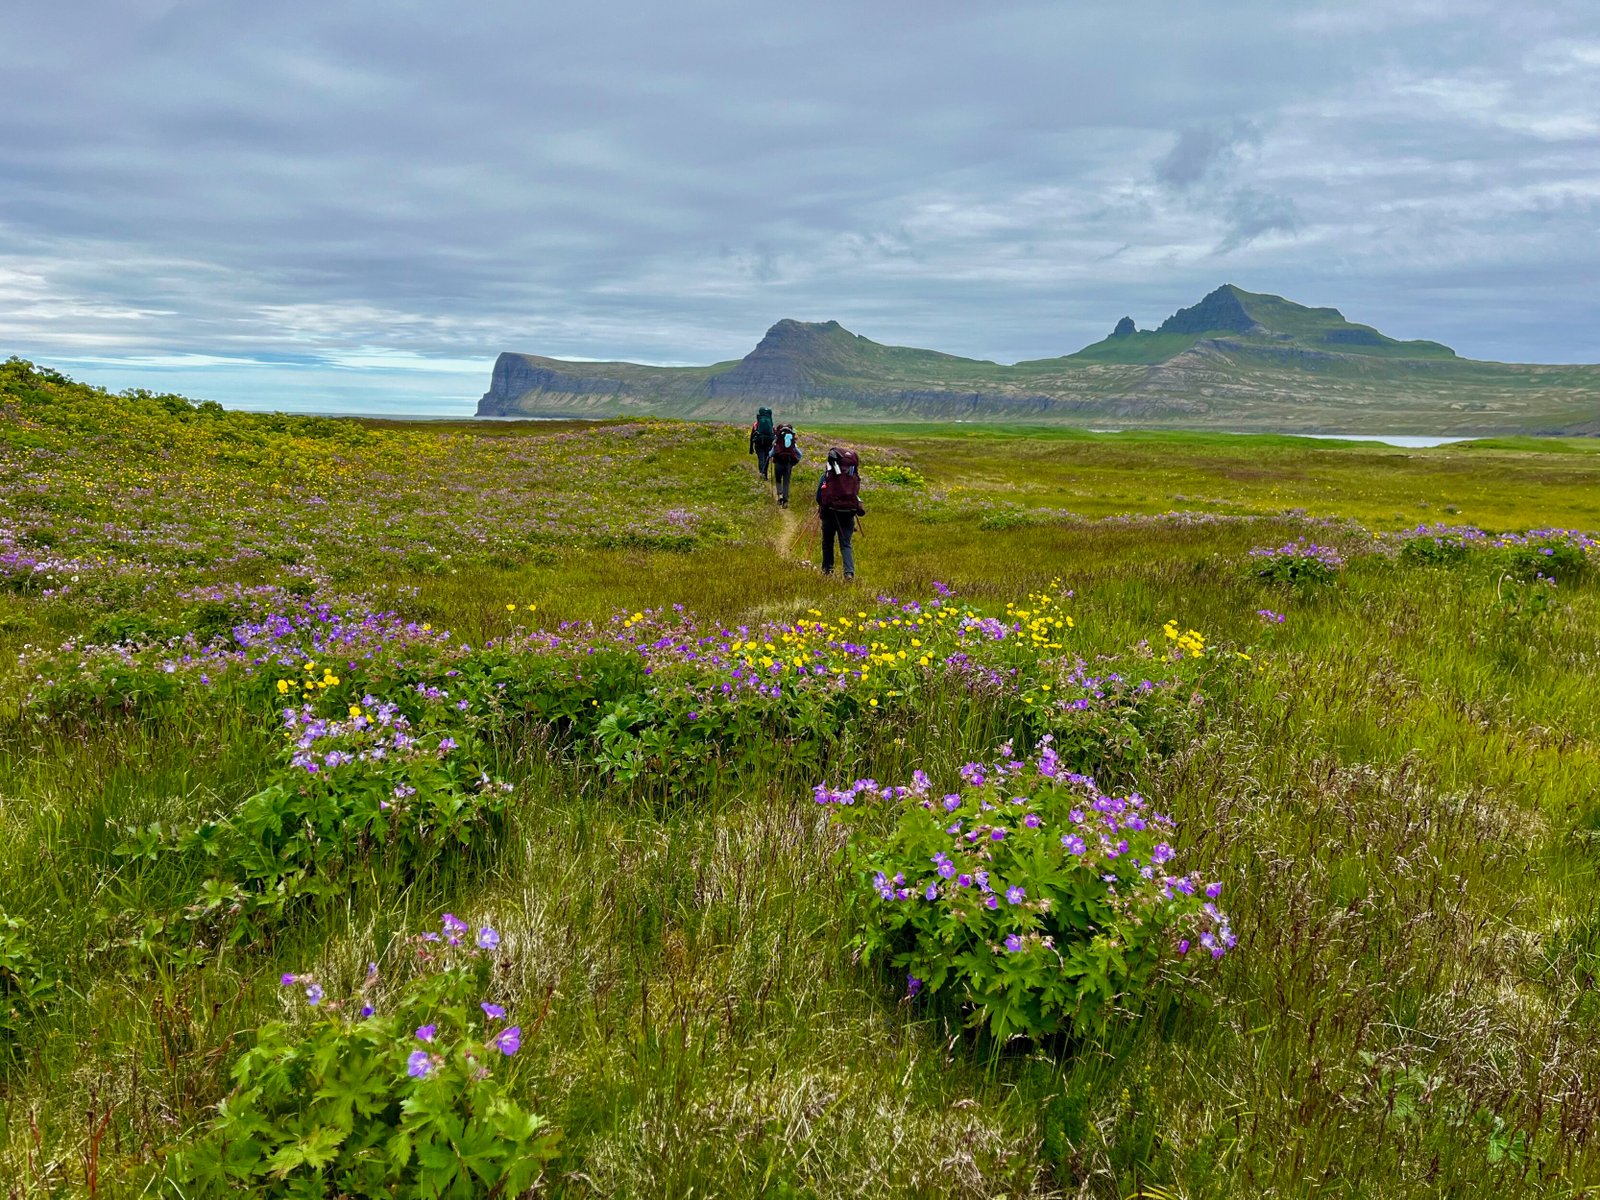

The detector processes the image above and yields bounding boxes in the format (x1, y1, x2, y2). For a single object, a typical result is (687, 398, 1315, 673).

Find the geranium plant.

(819, 739, 1234, 1040)
(169, 916, 559, 1197)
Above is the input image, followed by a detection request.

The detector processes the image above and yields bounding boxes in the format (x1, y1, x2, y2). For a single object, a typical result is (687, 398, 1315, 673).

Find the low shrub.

(875, 464, 928, 488)
(1398, 535, 1473, 568)
(183, 697, 512, 940)
(1499, 535, 1592, 583)
(168, 917, 560, 1196)
(818, 740, 1233, 1041)
(1248, 538, 1344, 586)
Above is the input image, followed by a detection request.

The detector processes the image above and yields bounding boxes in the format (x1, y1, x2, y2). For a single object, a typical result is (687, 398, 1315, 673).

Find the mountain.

(477, 286, 1600, 435)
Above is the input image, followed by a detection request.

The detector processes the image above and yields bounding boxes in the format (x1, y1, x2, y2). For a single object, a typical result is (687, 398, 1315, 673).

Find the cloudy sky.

(3, 0, 1598, 413)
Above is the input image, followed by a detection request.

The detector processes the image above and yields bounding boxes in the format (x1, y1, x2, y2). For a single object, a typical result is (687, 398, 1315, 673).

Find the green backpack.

(755, 407, 774, 439)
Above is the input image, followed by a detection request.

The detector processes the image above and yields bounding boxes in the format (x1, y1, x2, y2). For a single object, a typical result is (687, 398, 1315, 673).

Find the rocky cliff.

(479, 354, 626, 415)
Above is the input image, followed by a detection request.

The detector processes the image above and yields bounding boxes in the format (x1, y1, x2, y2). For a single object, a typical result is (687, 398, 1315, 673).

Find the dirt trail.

(774, 503, 821, 564)
(775, 505, 801, 556)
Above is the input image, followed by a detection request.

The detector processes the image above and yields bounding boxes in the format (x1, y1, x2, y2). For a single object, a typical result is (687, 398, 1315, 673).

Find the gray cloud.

(1, 0, 1598, 413)
(1152, 121, 1300, 252)
(1155, 122, 1263, 191)
(1218, 188, 1300, 252)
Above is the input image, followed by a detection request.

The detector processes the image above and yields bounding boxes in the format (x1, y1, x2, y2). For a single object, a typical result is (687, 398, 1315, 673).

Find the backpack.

(773, 423, 799, 463)
(754, 407, 774, 440)
(819, 447, 864, 514)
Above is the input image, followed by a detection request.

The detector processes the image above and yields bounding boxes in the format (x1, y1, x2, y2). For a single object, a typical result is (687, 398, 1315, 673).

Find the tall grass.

(2, 403, 1599, 1196)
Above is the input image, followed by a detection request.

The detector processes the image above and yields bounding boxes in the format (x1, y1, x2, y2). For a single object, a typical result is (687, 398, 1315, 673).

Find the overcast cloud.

(3, 0, 1598, 412)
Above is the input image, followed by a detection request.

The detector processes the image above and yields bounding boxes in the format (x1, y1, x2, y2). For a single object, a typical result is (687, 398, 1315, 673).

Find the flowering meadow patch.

(1384, 522, 1598, 580)
(819, 740, 1232, 1040)
(1247, 538, 1346, 586)
(168, 917, 559, 1197)
(31, 580, 1213, 800)
(0, 358, 748, 616)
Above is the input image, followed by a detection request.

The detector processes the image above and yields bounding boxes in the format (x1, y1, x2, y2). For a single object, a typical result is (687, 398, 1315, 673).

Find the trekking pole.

(799, 511, 820, 565)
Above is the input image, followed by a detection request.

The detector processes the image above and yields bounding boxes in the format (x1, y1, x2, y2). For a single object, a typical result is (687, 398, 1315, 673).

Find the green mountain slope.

(478, 286, 1600, 434)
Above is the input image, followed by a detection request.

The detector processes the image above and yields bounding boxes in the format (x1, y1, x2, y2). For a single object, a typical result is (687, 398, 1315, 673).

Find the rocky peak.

(1111, 316, 1137, 338)
(706, 319, 856, 399)
(1157, 285, 1265, 336)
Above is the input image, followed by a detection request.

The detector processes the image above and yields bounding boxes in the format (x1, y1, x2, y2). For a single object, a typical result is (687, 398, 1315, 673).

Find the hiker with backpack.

(748, 407, 775, 480)
(771, 422, 802, 506)
(816, 446, 865, 579)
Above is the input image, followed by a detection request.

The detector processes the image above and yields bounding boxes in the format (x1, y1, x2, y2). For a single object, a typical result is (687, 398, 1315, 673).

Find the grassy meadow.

(2, 358, 1600, 1197)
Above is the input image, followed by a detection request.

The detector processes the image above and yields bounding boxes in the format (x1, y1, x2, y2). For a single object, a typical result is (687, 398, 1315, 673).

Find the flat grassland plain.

(2, 358, 1600, 1197)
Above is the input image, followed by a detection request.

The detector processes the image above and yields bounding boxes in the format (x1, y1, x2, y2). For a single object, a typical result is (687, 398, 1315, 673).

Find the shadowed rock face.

(706, 319, 849, 400)
(1112, 316, 1137, 338)
(1158, 286, 1264, 336)
(479, 353, 623, 414)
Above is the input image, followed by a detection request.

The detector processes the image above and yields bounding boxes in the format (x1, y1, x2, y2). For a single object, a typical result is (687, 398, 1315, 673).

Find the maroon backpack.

(819, 447, 864, 514)
(772, 423, 799, 463)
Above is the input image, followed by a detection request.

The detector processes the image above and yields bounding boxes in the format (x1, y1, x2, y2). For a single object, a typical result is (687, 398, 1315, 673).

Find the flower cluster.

(1248, 538, 1345, 586)
(1383, 522, 1597, 579)
(823, 739, 1233, 1039)
(172, 918, 557, 1196)
(170, 688, 512, 936)
(1162, 620, 1207, 658)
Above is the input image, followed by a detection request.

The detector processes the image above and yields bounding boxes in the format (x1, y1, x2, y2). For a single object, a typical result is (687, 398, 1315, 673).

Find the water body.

(1289, 433, 1479, 448)
(1088, 429, 1478, 448)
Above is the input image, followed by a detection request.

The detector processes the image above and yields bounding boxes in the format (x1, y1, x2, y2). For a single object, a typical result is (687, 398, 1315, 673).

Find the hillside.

(478, 286, 1600, 434)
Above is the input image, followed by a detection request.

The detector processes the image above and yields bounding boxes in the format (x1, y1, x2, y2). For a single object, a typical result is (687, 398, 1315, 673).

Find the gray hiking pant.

(822, 509, 855, 577)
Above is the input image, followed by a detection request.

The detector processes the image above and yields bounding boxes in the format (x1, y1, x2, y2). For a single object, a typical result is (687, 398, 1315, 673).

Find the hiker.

(771, 421, 802, 506)
(816, 446, 866, 579)
(748, 406, 775, 479)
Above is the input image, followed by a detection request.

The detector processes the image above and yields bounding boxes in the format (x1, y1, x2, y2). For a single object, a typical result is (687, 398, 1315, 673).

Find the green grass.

(3, 362, 1600, 1196)
(1057, 331, 1204, 365)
